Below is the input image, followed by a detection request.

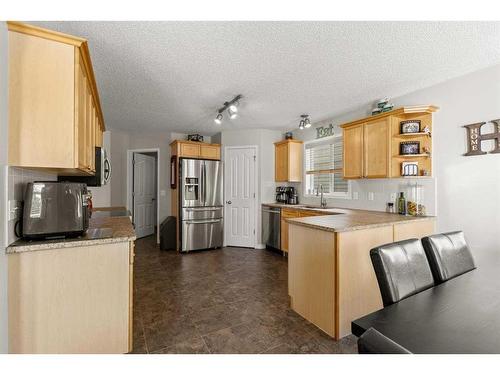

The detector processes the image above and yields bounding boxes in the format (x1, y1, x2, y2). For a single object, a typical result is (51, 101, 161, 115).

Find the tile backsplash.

(298, 177, 437, 215)
(7, 167, 57, 245)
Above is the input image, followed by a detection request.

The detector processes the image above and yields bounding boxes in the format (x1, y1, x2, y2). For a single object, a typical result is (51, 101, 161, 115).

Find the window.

(304, 136, 349, 197)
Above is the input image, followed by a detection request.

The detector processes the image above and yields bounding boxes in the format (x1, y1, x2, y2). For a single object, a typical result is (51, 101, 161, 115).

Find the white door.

(133, 153, 156, 238)
(224, 147, 256, 247)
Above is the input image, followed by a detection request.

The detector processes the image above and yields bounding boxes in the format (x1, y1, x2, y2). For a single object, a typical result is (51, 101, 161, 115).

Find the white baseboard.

(254, 243, 266, 249)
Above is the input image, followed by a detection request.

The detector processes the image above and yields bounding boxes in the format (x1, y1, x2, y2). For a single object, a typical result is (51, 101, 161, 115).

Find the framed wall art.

(400, 120, 421, 134)
(400, 141, 420, 155)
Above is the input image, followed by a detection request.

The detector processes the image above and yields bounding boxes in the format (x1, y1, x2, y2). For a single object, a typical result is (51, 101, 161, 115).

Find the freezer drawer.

(181, 206, 223, 221)
(181, 218, 223, 252)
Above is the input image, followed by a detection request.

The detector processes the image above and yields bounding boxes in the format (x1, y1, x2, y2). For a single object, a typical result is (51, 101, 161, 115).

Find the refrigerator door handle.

(186, 219, 221, 225)
(203, 162, 207, 205)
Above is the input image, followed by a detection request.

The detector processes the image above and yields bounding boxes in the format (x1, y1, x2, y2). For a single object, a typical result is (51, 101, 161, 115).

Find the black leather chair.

(421, 231, 476, 284)
(370, 238, 434, 307)
(358, 328, 411, 354)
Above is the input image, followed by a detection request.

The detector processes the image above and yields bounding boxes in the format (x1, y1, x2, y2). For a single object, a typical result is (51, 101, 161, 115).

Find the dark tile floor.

(131, 235, 358, 354)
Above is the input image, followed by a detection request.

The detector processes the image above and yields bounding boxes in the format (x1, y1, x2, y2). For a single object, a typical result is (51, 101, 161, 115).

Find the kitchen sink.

(303, 205, 336, 210)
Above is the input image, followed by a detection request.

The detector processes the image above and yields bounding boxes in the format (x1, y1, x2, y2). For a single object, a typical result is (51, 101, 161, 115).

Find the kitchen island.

(6, 208, 136, 354)
(286, 208, 435, 340)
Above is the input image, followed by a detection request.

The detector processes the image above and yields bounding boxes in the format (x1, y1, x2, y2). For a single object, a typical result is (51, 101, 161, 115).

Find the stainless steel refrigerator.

(179, 158, 223, 252)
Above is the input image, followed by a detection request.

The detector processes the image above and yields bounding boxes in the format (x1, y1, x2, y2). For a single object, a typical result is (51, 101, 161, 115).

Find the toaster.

(22, 182, 90, 239)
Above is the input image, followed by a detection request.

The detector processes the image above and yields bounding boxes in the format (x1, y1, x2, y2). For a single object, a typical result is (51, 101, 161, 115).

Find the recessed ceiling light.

(214, 113, 223, 124)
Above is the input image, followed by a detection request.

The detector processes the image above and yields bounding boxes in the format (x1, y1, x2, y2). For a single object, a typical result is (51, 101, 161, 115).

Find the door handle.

(226, 200, 232, 204)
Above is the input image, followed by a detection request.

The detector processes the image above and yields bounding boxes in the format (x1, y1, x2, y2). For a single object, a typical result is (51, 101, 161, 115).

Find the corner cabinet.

(275, 139, 303, 182)
(7, 22, 105, 176)
(341, 106, 438, 179)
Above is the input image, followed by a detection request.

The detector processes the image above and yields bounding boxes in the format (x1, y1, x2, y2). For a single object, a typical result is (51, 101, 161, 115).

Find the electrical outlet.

(8, 200, 21, 221)
(368, 192, 374, 201)
(390, 193, 397, 202)
(352, 191, 359, 200)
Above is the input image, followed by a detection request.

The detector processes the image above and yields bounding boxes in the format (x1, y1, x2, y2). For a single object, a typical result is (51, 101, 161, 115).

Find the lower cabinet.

(8, 241, 134, 354)
(281, 209, 324, 252)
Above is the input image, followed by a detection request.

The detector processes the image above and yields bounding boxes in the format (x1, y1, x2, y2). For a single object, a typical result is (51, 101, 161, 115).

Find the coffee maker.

(287, 187, 298, 205)
(275, 186, 299, 205)
(275, 186, 287, 203)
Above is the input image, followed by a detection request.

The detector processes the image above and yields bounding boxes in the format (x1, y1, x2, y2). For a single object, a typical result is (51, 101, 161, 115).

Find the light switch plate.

(368, 192, 374, 201)
(8, 200, 21, 221)
(160, 190, 166, 197)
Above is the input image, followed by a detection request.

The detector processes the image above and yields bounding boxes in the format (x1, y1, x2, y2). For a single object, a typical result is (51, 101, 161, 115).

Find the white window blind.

(304, 136, 348, 196)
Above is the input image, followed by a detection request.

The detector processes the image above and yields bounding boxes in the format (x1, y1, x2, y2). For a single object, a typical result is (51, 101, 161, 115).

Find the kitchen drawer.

(282, 208, 300, 218)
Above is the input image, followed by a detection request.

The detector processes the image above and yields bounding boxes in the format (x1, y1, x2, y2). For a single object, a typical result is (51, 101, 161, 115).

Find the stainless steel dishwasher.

(262, 205, 281, 250)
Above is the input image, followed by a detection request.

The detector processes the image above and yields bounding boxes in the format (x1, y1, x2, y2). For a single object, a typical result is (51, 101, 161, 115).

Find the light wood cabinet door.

(364, 118, 390, 178)
(281, 209, 300, 252)
(7, 23, 106, 176)
(8, 242, 131, 353)
(8, 31, 76, 169)
(288, 142, 303, 182)
(76, 58, 88, 171)
(275, 142, 289, 182)
(180, 143, 200, 158)
(275, 140, 303, 182)
(343, 124, 364, 179)
(200, 144, 220, 160)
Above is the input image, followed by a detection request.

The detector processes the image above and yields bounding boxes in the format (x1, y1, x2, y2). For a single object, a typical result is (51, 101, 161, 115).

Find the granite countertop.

(7, 209, 136, 254)
(285, 208, 435, 233)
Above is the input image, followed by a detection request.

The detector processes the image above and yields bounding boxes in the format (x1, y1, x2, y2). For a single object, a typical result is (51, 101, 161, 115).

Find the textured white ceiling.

(31, 21, 500, 134)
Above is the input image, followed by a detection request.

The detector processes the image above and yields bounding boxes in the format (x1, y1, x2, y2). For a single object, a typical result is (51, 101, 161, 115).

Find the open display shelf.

(390, 110, 434, 178)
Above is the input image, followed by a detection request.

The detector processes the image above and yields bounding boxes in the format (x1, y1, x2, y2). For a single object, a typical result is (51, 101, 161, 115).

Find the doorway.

(224, 145, 258, 248)
(126, 149, 160, 242)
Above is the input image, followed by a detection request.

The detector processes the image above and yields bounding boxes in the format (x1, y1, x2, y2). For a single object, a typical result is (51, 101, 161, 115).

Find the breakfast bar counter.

(286, 208, 434, 232)
(286, 207, 435, 341)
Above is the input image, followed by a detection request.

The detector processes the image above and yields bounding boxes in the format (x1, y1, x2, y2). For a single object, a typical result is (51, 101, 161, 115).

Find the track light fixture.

(228, 107, 238, 119)
(299, 114, 311, 130)
(214, 113, 223, 125)
(214, 94, 243, 124)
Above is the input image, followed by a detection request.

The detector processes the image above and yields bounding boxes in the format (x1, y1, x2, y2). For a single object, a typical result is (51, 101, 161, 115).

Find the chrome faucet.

(319, 184, 327, 208)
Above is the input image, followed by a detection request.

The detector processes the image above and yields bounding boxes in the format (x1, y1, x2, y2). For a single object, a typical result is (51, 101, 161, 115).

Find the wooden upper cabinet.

(364, 117, 390, 178)
(7, 22, 105, 175)
(342, 124, 364, 179)
(343, 120, 389, 179)
(200, 144, 220, 160)
(341, 106, 438, 179)
(170, 140, 221, 160)
(275, 139, 303, 182)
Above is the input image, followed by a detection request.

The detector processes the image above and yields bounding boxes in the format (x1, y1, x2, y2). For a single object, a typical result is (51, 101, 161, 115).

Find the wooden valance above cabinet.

(7, 22, 105, 176)
(341, 105, 438, 179)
